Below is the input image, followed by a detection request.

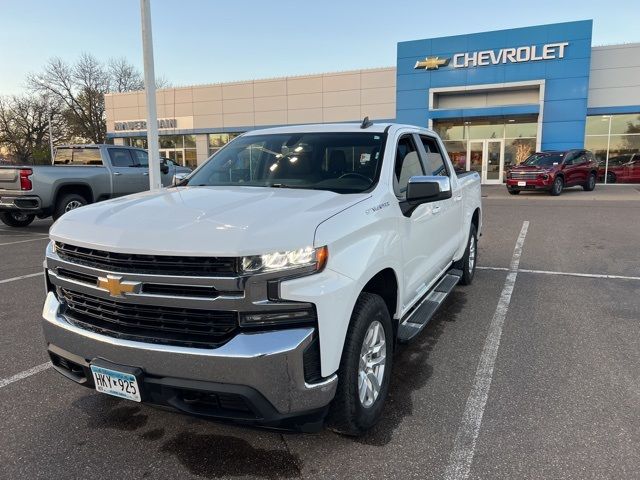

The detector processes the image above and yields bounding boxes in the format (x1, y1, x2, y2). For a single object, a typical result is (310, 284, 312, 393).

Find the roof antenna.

(360, 116, 373, 129)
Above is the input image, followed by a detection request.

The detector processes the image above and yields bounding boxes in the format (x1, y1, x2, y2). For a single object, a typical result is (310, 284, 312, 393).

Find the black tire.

(328, 292, 393, 436)
(550, 176, 563, 196)
(0, 211, 35, 227)
(53, 193, 88, 220)
(583, 172, 596, 191)
(508, 189, 520, 195)
(454, 223, 478, 285)
(606, 171, 617, 184)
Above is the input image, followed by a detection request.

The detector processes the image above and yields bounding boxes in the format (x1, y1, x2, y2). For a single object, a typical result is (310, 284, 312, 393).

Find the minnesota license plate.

(517, 181, 527, 186)
(90, 365, 141, 402)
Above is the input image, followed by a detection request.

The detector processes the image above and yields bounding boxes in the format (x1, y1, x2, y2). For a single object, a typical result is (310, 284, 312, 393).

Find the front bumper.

(42, 292, 337, 424)
(0, 194, 42, 212)
(506, 177, 553, 190)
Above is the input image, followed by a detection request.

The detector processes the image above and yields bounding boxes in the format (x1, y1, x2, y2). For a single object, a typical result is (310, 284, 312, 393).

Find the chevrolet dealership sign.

(415, 42, 569, 70)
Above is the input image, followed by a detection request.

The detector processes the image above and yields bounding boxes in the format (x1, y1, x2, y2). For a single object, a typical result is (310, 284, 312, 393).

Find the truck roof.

(242, 122, 433, 136)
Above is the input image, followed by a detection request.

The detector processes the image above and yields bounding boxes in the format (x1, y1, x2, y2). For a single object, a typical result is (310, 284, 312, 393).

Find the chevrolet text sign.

(414, 42, 569, 70)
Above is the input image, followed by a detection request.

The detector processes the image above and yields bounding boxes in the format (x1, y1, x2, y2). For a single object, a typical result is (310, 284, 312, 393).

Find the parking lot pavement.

(1, 187, 639, 479)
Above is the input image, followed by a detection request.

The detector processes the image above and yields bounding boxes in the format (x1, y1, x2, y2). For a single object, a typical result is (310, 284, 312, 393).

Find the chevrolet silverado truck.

(0, 145, 190, 227)
(42, 121, 482, 435)
(506, 149, 598, 196)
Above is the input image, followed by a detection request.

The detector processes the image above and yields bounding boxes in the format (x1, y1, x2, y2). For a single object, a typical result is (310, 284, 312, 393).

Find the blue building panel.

(396, 20, 594, 151)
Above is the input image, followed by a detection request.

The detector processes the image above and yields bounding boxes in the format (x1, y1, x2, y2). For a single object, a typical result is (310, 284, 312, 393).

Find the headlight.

(241, 246, 328, 274)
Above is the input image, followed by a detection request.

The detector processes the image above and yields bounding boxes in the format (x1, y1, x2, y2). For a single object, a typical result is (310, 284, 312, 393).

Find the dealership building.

(106, 20, 640, 184)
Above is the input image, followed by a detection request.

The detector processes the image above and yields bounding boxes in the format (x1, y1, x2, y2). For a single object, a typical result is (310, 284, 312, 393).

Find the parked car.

(598, 153, 640, 184)
(0, 145, 190, 227)
(506, 149, 598, 196)
(42, 121, 482, 435)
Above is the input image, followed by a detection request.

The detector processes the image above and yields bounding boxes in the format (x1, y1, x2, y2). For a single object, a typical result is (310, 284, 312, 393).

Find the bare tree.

(0, 95, 67, 164)
(108, 57, 145, 92)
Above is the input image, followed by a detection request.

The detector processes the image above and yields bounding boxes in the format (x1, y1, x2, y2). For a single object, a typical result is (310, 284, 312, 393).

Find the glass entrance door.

(160, 149, 185, 166)
(466, 139, 504, 184)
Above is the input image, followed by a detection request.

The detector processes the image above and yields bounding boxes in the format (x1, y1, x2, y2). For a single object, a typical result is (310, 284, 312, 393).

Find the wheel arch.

(53, 183, 94, 206)
(360, 268, 400, 340)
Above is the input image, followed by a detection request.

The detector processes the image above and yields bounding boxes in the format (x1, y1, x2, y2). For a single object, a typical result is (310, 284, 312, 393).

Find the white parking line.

(0, 272, 44, 284)
(477, 266, 640, 281)
(444, 220, 529, 480)
(0, 362, 52, 389)
(0, 237, 49, 246)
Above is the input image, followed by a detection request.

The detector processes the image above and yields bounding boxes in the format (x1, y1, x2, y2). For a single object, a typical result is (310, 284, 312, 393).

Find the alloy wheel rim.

(469, 235, 476, 271)
(358, 320, 386, 408)
(12, 212, 29, 222)
(590, 175, 595, 188)
(65, 200, 83, 212)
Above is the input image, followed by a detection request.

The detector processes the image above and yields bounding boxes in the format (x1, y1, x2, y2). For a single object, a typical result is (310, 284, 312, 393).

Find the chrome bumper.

(0, 194, 41, 211)
(42, 292, 337, 415)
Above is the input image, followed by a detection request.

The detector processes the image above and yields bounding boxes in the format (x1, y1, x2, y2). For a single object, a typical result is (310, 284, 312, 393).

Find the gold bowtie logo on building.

(414, 56, 449, 70)
(97, 275, 140, 297)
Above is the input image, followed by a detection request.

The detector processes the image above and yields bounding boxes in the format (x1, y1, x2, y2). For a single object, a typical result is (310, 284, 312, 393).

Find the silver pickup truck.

(0, 145, 191, 227)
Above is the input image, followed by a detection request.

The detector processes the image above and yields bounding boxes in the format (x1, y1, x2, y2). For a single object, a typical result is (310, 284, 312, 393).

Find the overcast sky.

(1, 0, 638, 94)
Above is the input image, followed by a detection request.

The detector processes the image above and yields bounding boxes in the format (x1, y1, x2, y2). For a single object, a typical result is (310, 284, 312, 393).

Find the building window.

(119, 135, 198, 169)
(585, 114, 640, 184)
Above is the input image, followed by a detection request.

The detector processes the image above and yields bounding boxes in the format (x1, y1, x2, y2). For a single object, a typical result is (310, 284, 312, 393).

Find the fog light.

(240, 309, 316, 327)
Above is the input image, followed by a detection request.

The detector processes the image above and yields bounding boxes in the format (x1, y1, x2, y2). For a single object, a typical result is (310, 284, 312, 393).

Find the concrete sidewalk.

(481, 184, 640, 201)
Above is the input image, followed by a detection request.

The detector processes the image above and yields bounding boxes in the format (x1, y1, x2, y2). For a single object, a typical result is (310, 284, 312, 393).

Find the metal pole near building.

(140, 0, 162, 190)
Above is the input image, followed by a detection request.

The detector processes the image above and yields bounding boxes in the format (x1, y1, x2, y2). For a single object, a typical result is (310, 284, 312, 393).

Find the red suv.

(506, 150, 598, 196)
(598, 153, 640, 184)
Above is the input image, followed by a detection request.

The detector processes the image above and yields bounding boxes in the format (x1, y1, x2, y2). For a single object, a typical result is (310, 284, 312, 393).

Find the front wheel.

(454, 223, 478, 285)
(0, 211, 35, 227)
(328, 292, 393, 436)
(583, 173, 596, 191)
(550, 176, 563, 196)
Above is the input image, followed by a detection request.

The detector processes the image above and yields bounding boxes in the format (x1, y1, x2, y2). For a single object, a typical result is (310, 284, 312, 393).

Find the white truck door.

(417, 134, 464, 268)
(395, 134, 443, 308)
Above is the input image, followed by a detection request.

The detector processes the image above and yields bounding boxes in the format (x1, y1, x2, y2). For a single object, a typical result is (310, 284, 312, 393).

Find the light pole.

(48, 109, 55, 164)
(140, 0, 161, 190)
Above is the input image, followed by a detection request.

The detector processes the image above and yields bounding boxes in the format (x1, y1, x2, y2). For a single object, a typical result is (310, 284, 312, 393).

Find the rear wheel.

(454, 223, 477, 285)
(53, 193, 88, 220)
(328, 292, 393, 436)
(550, 176, 563, 196)
(0, 211, 35, 227)
(583, 173, 596, 191)
(606, 171, 617, 184)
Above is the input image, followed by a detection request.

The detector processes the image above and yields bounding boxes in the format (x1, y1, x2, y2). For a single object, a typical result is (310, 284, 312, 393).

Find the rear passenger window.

(108, 149, 135, 167)
(420, 136, 449, 176)
(394, 135, 424, 198)
(131, 150, 149, 167)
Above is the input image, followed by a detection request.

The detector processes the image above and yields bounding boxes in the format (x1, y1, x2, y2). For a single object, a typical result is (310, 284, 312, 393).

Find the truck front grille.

(55, 242, 238, 277)
(511, 171, 543, 180)
(60, 288, 239, 348)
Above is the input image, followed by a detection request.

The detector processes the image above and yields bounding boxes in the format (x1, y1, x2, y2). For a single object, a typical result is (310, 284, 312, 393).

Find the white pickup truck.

(42, 121, 481, 435)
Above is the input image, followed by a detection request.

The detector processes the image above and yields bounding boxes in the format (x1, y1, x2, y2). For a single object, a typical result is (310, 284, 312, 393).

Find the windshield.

(186, 132, 386, 193)
(522, 153, 564, 166)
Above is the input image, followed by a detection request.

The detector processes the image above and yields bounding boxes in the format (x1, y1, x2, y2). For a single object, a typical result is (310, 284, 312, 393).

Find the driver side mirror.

(406, 175, 452, 205)
(160, 162, 169, 175)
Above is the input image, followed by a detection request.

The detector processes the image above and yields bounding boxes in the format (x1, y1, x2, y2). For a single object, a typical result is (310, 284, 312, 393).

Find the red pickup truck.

(506, 149, 598, 196)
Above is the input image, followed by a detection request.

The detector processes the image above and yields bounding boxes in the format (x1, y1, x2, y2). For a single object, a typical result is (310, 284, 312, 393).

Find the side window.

(132, 150, 148, 167)
(108, 149, 135, 168)
(394, 135, 424, 198)
(420, 135, 449, 177)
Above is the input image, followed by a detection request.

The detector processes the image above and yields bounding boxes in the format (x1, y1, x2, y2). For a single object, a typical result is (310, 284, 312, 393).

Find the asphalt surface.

(1, 185, 639, 479)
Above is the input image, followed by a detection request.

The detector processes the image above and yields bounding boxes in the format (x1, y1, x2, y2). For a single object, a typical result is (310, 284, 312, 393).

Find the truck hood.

(50, 186, 370, 256)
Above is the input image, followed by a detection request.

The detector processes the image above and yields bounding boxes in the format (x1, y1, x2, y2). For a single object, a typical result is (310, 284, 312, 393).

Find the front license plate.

(517, 181, 527, 186)
(90, 365, 141, 402)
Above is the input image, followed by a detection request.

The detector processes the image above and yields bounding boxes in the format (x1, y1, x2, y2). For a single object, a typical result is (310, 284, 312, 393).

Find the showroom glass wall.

(584, 114, 640, 184)
(208, 133, 242, 157)
(433, 116, 538, 181)
(121, 135, 198, 169)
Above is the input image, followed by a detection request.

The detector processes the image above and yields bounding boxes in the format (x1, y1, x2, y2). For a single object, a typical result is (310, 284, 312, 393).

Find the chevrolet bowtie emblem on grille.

(96, 275, 141, 297)
(414, 56, 449, 70)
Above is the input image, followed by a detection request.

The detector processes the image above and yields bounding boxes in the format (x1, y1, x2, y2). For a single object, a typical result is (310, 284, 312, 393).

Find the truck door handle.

(432, 206, 441, 214)
(113, 172, 122, 176)
(142, 172, 149, 176)
(454, 195, 463, 202)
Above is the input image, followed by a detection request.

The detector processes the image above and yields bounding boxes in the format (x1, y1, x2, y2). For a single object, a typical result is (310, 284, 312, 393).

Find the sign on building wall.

(415, 42, 569, 70)
(114, 118, 177, 132)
